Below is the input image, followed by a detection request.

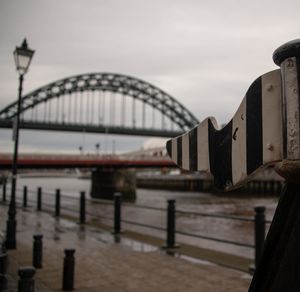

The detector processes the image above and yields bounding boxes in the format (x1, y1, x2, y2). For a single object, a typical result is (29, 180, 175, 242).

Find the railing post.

(18, 266, 36, 292)
(23, 186, 27, 208)
(37, 187, 42, 211)
(0, 253, 8, 291)
(32, 235, 43, 269)
(254, 206, 266, 268)
(113, 193, 122, 234)
(62, 249, 75, 291)
(2, 179, 6, 202)
(165, 199, 178, 249)
(55, 189, 61, 217)
(79, 191, 85, 224)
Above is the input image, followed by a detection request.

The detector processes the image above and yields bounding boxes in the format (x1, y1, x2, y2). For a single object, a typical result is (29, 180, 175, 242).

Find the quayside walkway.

(0, 204, 251, 291)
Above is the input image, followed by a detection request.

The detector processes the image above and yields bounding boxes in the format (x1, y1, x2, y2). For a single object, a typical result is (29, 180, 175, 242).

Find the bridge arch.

(0, 73, 199, 137)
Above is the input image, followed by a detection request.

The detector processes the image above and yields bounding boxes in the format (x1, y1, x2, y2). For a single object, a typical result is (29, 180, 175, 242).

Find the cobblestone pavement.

(0, 205, 251, 291)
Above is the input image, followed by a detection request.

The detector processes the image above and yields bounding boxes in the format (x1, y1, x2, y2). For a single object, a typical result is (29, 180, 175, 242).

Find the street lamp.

(6, 39, 34, 249)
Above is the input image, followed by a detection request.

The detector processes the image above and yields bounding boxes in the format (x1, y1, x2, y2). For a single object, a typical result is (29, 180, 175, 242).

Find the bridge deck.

(0, 153, 175, 169)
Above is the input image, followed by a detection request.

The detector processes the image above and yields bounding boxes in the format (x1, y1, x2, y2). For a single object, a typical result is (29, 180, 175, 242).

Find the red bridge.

(0, 153, 175, 169)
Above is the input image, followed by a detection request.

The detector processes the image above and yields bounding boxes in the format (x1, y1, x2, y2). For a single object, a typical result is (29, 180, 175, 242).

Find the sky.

(0, 0, 299, 154)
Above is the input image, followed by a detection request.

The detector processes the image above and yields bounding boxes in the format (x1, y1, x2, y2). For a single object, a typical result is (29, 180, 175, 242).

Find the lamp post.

(6, 39, 34, 249)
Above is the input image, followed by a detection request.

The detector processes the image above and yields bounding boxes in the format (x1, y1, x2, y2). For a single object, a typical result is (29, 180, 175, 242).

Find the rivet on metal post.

(62, 249, 75, 291)
(32, 235, 43, 269)
(18, 266, 36, 292)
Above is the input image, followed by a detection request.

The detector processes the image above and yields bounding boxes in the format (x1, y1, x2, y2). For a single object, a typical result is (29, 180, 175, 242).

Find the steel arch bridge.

(0, 73, 199, 137)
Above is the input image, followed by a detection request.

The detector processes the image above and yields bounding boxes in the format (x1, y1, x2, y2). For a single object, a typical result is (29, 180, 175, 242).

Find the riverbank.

(137, 173, 284, 195)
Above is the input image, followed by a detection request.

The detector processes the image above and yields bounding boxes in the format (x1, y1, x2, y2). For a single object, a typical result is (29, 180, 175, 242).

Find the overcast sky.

(0, 0, 299, 154)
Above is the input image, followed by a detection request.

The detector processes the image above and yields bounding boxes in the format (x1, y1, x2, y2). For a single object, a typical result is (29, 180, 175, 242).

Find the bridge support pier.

(91, 168, 136, 202)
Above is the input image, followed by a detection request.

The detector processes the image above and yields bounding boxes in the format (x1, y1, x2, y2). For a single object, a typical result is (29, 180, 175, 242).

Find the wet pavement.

(0, 203, 252, 292)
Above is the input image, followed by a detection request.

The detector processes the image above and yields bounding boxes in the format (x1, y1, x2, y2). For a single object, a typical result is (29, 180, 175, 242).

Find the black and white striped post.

(166, 39, 300, 290)
(166, 63, 283, 191)
(249, 40, 300, 291)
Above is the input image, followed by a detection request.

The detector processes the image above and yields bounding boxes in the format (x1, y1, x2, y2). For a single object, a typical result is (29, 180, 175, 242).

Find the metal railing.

(1, 182, 269, 267)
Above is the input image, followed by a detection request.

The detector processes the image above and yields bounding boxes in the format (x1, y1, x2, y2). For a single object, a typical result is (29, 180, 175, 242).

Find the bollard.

(18, 266, 35, 292)
(37, 187, 42, 211)
(2, 179, 6, 202)
(62, 249, 75, 291)
(55, 189, 61, 217)
(23, 186, 28, 208)
(32, 235, 43, 269)
(254, 206, 266, 269)
(165, 199, 178, 249)
(0, 253, 8, 291)
(113, 193, 122, 234)
(79, 191, 85, 224)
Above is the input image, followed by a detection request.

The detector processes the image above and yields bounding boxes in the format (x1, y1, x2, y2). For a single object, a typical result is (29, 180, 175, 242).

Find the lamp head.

(14, 38, 35, 75)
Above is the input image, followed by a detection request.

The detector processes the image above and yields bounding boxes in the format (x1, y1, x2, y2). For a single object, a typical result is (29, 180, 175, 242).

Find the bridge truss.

(0, 73, 199, 137)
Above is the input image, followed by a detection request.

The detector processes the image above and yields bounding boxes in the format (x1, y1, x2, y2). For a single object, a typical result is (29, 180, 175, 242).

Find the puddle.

(174, 253, 216, 266)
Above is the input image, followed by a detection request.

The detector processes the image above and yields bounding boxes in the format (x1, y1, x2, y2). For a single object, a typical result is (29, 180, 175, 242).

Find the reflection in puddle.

(77, 225, 86, 240)
(114, 234, 121, 243)
(53, 219, 62, 241)
(119, 237, 158, 253)
(176, 253, 215, 266)
(91, 228, 158, 253)
(35, 220, 42, 233)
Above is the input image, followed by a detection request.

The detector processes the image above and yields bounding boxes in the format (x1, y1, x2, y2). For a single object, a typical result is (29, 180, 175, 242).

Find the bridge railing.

(0, 152, 171, 162)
